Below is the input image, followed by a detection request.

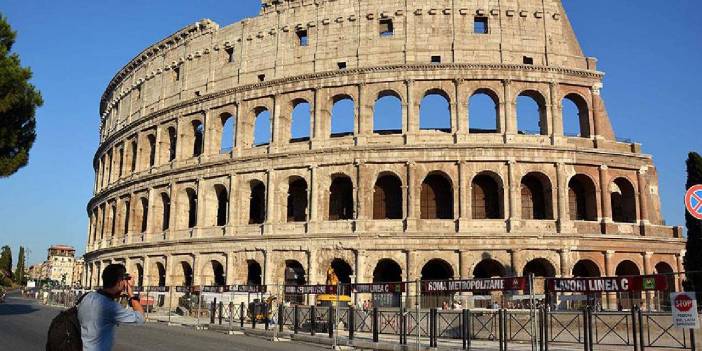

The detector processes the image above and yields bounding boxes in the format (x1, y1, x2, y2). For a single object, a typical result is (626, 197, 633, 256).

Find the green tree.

(0, 245, 12, 285)
(14, 246, 25, 285)
(0, 14, 43, 177)
(684, 152, 702, 298)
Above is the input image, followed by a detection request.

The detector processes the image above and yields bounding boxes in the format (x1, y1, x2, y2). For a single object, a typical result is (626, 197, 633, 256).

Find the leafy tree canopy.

(0, 14, 43, 177)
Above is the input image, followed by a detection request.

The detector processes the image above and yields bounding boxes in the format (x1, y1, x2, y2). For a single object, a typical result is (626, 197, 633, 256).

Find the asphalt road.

(0, 292, 326, 351)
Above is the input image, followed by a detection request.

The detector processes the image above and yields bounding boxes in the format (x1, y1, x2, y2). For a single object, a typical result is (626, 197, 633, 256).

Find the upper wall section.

(100, 0, 597, 138)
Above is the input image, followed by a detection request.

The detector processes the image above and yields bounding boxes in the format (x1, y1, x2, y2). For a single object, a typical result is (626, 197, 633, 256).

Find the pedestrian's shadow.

(0, 301, 41, 315)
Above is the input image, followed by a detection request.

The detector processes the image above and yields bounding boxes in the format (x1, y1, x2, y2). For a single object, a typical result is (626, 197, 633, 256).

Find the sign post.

(671, 292, 699, 329)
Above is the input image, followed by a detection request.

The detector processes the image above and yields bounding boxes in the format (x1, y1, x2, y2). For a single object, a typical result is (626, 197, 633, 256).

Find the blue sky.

(0, 1, 700, 266)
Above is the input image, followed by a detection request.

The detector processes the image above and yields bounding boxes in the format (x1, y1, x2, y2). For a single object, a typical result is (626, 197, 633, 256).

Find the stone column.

(455, 79, 467, 140)
(559, 249, 571, 277)
(357, 84, 372, 140)
(637, 168, 650, 226)
(449, 79, 460, 136)
(643, 252, 654, 310)
(195, 181, 206, 237)
(265, 170, 275, 233)
(549, 82, 563, 144)
(556, 162, 571, 232)
(308, 165, 319, 226)
(604, 250, 615, 309)
(311, 88, 325, 147)
(355, 160, 368, 222)
(405, 80, 417, 143)
(509, 249, 520, 277)
(503, 80, 516, 137)
(264, 250, 273, 286)
(308, 249, 318, 285)
(405, 161, 417, 231)
(599, 165, 612, 223)
(507, 160, 519, 232)
(458, 161, 470, 231)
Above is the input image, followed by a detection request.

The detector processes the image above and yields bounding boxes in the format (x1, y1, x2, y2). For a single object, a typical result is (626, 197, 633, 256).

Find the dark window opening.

(192, 121, 204, 157)
(225, 47, 235, 63)
(123, 201, 130, 235)
(523, 56, 534, 65)
(472, 174, 502, 219)
(130, 141, 137, 172)
(329, 176, 354, 220)
(568, 175, 597, 221)
(520, 174, 552, 220)
(216, 186, 229, 226)
(161, 193, 170, 231)
(379, 18, 394, 37)
(337, 61, 347, 70)
(258, 74, 266, 82)
(212, 261, 225, 286)
(247, 260, 262, 286)
(287, 179, 308, 222)
(168, 127, 177, 161)
(421, 174, 454, 219)
(174, 67, 181, 81)
(611, 178, 636, 223)
(140, 198, 148, 233)
(373, 175, 403, 219)
(110, 205, 116, 237)
(187, 189, 198, 229)
(148, 135, 156, 167)
(181, 262, 193, 287)
(117, 149, 124, 177)
(249, 181, 266, 224)
(296, 30, 309, 47)
(474, 17, 489, 34)
(431, 55, 441, 64)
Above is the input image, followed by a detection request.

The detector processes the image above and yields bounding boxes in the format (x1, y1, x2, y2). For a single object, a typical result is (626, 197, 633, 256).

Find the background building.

(84, 0, 685, 309)
(46, 245, 75, 286)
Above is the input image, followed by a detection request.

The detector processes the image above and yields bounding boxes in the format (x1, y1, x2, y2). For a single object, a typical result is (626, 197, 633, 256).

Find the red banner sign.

(421, 278, 526, 293)
(352, 283, 406, 294)
(547, 275, 669, 293)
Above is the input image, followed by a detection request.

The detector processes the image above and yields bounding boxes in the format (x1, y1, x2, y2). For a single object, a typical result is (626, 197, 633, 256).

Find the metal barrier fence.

(36, 272, 700, 350)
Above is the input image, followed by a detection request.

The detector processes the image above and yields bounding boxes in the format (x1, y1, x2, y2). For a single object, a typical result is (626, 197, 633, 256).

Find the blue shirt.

(77, 292, 145, 351)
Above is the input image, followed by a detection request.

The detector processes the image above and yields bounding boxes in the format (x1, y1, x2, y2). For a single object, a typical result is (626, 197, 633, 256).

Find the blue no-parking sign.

(686, 185, 702, 220)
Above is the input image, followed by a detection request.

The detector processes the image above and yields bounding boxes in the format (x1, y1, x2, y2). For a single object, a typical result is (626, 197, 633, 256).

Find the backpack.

(46, 292, 89, 351)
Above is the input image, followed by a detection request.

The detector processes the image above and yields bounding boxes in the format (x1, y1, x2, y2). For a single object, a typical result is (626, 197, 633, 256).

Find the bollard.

(498, 309, 505, 351)
(631, 306, 639, 351)
(240, 302, 245, 328)
(264, 303, 270, 331)
(462, 309, 471, 350)
(400, 307, 406, 345)
(252, 303, 257, 329)
(310, 305, 317, 336)
(278, 304, 285, 333)
(582, 308, 589, 351)
(690, 329, 696, 351)
(219, 301, 223, 325)
(372, 307, 379, 343)
(328, 307, 334, 338)
(543, 306, 550, 351)
(293, 305, 299, 334)
(348, 306, 355, 340)
(228, 302, 233, 332)
(637, 306, 645, 351)
(210, 299, 216, 324)
(587, 308, 594, 351)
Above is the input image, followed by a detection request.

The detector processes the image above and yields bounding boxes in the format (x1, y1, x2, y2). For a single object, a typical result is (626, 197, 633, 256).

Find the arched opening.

(220, 114, 235, 153)
(247, 260, 262, 286)
(211, 260, 225, 286)
(253, 108, 271, 146)
(155, 262, 166, 287)
(249, 181, 266, 224)
(328, 259, 353, 297)
(136, 263, 144, 287)
(122, 201, 130, 235)
(421, 259, 455, 308)
(180, 261, 193, 287)
(192, 120, 204, 157)
(130, 140, 138, 172)
(473, 258, 507, 304)
(572, 260, 601, 277)
(291, 100, 311, 142)
(285, 260, 306, 304)
(471, 173, 502, 219)
(523, 258, 556, 294)
(215, 185, 229, 226)
(148, 134, 156, 167)
(468, 90, 499, 133)
(186, 188, 198, 229)
(615, 260, 641, 310)
(139, 197, 148, 233)
(109, 205, 116, 238)
(373, 91, 402, 134)
(287, 177, 308, 222)
(421, 173, 454, 219)
(568, 175, 597, 221)
(473, 259, 506, 279)
(167, 127, 177, 161)
(562, 94, 590, 138)
(373, 259, 403, 307)
(611, 178, 637, 223)
(160, 192, 171, 231)
(328, 175, 354, 220)
(373, 174, 403, 219)
(419, 89, 451, 132)
(331, 95, 355, 137)
(517, 90, 547, 135)
(654, 262, 675, 311)
(521, 173, 553, 220)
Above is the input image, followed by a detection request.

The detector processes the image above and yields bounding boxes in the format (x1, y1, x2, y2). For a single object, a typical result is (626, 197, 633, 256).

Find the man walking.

(78, 264, 145, 351)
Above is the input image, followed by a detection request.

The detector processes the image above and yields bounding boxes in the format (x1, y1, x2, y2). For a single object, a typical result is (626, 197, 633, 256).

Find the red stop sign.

(675, 294, 694, 312)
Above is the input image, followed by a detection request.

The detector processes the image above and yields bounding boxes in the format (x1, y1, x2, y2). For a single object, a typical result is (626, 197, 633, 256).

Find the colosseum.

(84, 0, 686, 308)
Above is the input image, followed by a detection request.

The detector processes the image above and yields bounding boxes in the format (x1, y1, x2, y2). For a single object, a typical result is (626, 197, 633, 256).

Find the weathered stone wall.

(83, 0, 685, 298)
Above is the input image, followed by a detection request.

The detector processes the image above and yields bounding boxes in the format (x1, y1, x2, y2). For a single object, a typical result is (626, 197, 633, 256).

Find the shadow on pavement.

(0, 297, 41, 316)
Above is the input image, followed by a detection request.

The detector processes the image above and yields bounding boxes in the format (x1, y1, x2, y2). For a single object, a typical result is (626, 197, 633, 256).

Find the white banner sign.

(671, 292, 699, 329)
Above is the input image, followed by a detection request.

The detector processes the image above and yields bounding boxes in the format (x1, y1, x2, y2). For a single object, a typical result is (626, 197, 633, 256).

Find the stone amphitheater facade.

(84, 0, 685, 306)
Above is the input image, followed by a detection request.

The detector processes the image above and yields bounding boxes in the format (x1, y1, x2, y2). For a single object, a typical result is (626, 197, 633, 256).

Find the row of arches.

(90, 169, 639, 243)
(96, 86, 595, 193)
